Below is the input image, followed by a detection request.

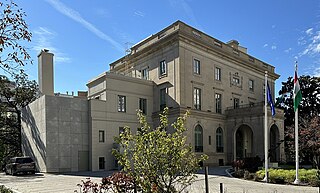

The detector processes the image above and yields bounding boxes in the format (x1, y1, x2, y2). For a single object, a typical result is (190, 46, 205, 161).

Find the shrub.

(0, 186, 13, 193)
(255, 168, 320, 186)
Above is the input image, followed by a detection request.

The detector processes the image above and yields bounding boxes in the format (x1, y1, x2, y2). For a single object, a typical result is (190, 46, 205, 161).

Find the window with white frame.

(249, 79, 254, 91)
(234, 98, 240, 109)
(159, 60, 167, 77)
(118, 95, 126, 112)
(193, 88, 201, 110)
(215, 67, 221, 81)
(142, 68, 149, 80)
(99, 130, 105, 143)
(193, 59, 200, 75)
(215, 93, 222, 114)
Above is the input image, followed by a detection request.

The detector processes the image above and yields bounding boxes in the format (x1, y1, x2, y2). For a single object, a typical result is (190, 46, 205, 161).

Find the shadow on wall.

(21, 105, 46, 172)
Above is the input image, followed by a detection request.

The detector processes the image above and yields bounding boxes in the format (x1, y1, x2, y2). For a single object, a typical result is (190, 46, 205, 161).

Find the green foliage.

(0, 74, 38, 167)
(276, 76, 320, 164)
(256, 169, 320, 186)
(113, 108, 207, 193)
(0, 0, 32, 75)
(0, 185, 13, 193)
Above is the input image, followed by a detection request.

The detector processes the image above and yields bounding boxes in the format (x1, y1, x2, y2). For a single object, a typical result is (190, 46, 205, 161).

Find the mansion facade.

(21, 21, 284, 172)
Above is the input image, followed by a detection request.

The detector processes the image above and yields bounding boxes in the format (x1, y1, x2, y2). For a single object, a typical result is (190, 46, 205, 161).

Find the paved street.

(0, 168, 319, 193)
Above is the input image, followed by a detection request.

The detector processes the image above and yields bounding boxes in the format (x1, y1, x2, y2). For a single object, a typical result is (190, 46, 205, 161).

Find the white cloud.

(306, 28, 313, 36)
(32, 27, 71, 63)
(313, 67, 320, 77)
(272, 25, 276, 29)
(263, 44, 268, 47)
(134, 11, 145, 17)
(271, 45, 277, 50)
(300, 31, 320, 57)
(46, 0, 124, 52)
(284, 48, 292, 53)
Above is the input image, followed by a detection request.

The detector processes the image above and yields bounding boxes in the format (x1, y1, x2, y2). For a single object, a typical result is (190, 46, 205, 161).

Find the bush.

(255, 168, 320, 186)
(0, 186, 13, 193)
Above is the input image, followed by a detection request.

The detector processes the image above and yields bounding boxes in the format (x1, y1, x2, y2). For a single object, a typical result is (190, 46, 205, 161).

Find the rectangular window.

(118, 95, 126, 112)
(193, 88, 201, 110)
(232, 77, 240, 84)
(160, 88, 167, 110)
(99, 130, 105, 143)
(215, 93, 222, 114)
(209, 136, 211, 145)
(142, 68, 149, 80)
(249, 79, 254, 91)
(234, 98, 240, 109)
(139, 98, 147, 115)
(159, 60, 167, 77)
(119, 127, 124, 135)
(215, 67, 221, 81)
(193, 59, 200, 75)
(99, 157, 105, 170)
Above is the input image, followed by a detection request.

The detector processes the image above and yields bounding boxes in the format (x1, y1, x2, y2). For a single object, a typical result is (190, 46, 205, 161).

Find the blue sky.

(10, 0, 320, 95)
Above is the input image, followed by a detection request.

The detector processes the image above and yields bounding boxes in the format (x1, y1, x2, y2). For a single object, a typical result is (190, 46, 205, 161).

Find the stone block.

(46, 132, 59, 145)
(71, 122, 82, 134)
(46, 120, 59, 132)
(59, 110, 71, 122)
(59, 133, 71, 145)
(46, 144, 59, 156)
(82, 134, 89, 145)
(81, 112, 88, 123)
(59, 145, 71, 157)
(46, 108, 58, 121)
(71, 134, 82, 144)
(70, 111, 81, 122)
(59, 156, 71, 169)
(46, 156, 59, 169)
(59, 121, 71, 133)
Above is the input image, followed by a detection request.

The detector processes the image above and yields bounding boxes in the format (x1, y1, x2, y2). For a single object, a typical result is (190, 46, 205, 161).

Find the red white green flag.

(293, 67, 302, 112)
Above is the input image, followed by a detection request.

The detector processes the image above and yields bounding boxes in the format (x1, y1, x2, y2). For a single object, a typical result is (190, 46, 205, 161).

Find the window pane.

(99, 157, 105, 170)
(142, 68, 149, 80)
(193, 88, 201, 110)
(193, 59, 200, 74)
(160, 88, 166, 110)
(99, 130, 104, 142)
(118, 95, 126, 112)
(195, 125, 203, 152)
(216, 127, 224, 153)
(139, 98, 147, 114)
(215, 93, 222, 114)
(159, 60, 167, 76)
(215, 67, 221, 81)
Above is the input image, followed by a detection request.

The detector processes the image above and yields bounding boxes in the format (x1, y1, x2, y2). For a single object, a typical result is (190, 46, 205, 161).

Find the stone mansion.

(21, 21, 284, 172)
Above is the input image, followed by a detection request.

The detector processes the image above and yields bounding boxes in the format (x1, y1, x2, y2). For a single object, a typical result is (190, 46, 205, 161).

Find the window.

(99, 157, 105, 170)
(232, 77, 240, 84)
(215, 67, 221, 81)
(195, 125, 203, 152)
(118, 95, 126, 112)
(234, 98, 240, 109)
(249, 79, 254, 91)
(139, 98, 147, 115)
(193, 59, 200, 75)
(159, 60, 167, 77)
(119, 127, 124, 135)
(209, 136, 211, 145)
(142, 68, 149, 80)
(215, 93, 222, 114)
(160, 88, 167, 110)
(193, 88, 201, 110)
(216, 127, 224, 153)
(99, 130, 105, 143)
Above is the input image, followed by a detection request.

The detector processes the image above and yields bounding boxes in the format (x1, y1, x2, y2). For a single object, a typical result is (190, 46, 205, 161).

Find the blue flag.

(267, 83, 276, 117)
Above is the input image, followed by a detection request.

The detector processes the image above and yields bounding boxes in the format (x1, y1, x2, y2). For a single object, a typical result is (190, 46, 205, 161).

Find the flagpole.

(263, 71, 269, 182)
(294, 63, 300, 184)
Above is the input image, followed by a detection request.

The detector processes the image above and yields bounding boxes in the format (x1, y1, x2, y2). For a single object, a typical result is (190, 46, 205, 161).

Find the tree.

(0, 73, 37, 167)
(0, 0, 32, 75)
(276, 75, 320, 164)
(113, 108, 208, 193)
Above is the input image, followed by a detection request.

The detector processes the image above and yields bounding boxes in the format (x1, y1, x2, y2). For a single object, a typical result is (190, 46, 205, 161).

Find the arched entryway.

(270, 124, 280, 162)
(235, 125, 253, 159)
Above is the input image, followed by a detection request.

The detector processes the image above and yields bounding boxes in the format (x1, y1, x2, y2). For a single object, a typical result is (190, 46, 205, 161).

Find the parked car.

(5, 157, 36, 175)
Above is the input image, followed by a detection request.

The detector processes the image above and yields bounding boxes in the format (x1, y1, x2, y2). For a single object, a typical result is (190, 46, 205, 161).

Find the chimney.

(227, 40, 239, 49)
(38, 49, 54, 96)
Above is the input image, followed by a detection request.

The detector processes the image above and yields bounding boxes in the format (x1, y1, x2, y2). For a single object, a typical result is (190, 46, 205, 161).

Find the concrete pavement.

(0, 168, 319, 193)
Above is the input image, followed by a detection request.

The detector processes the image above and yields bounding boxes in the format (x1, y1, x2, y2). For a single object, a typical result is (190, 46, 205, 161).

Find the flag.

(293, 67, 302, 112)
(267, 83, 276, 116)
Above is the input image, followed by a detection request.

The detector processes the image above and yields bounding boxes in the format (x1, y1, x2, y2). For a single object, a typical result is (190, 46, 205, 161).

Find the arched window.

(195, 125, 203, 152)
(216, 127, 224, 153)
